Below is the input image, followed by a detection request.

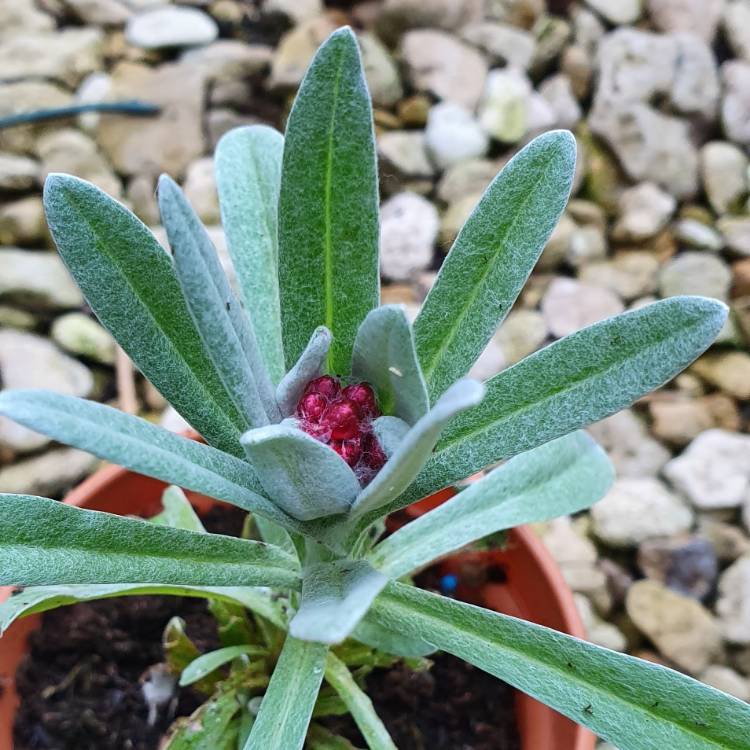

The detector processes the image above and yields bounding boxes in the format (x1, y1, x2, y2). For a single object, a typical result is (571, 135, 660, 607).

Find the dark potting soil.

(12, 505, 520, 750)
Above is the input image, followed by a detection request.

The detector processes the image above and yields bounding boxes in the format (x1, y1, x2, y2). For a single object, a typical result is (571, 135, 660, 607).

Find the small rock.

(670, 33, 720, 118)
(717, 216, 750, 256)
(674, 219, 724, 252)
(538, 74, 582, 129)
(626, 579, 723, 674)
(181, 41, 272, 84)
(269, 16, 338, 89)
(721, 61, 750, 146)
(649, 397, 714, 445)
(0, 28, 103, 87)
(612, 183, 676, 242)
(638, 535, 718, 600)
(700, 141, 749, 214)
(0, 306, 35, 330)
(494, 309, 548, 366)
(664, 429, 750, 508)
(566, 225, 607, 267)
(691, 351, 750, 400)
(478, 67, 532, 143)
(716, 556, 750, 644)
(0, 448, 97, 497)
(0, 196, 46, 246)
(97, 61, 205, 178)
(183, 157, 219, 225)
(647, 0, 725, 42)
(0, 330, 93, 453)
(460, 22, 536, 69)
(0, 0, 54, 36)
(0, 248, 82, 310)
(592, 478, 694, 547)
(578, 252, 659, 301)
(402, 30, 488, 110)
(125, 6, 218, 49)
(0, 152, 39, 191)
(724, 0, 750, 61)
(437, 158, 499, 203)
(358, 32, 403, 108)
(425, 102, 489, 169)
(530, 16, 571, 75)
(379, 192, 438, 282)
(659, 252, 731, 301)
(51, 312, 116, 365)
(700, 665, 750, 701)
(378, 131, 435, 178)
(376, 0, 483, 41)
(440, 193, 482, 246)
(585, 0, 642, 24)
(541, 278, 624, 339)
(264, 0, 323, 25)
(588, 409, 671, 477)
(75, 72, 112, 132)
(575, 594, 627, 651)
(538, 213, 575, 271)
(700, 518, 750, 562)
(62, 0, 132, 26)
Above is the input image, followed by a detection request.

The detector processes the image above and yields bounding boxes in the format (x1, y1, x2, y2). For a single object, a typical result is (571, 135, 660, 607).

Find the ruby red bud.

(323, 400, 361, 440)
(297, 392, 327, 422)
(362, 430, 387, 470)
(341, 383, 379, 418)
(332, 437, 362, 466)
(304, 375, 340, 400)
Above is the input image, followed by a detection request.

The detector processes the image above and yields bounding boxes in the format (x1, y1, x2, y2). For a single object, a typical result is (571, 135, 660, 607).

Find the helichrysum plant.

(0, 27, 748, 750)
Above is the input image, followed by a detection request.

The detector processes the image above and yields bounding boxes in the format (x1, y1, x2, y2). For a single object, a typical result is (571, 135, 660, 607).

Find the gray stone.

(125, 6, 218, 49)
(674, 219, 724, 251)
(716, 556, 750, 644)
(97, 61, 205, 178)
(638, 535, 718, 600)
(0, 330, 93, 453)
(183, 157, 219, 225)
(0, 248, 82, 310)
(494, 309, 548, 366)
(0, 196, 46, 246)
(377, 0, 483, 39)
(0, 152, 39, 191)
(460, 22, 536, 69)
(358, 32, 403, 108)
(0, 306, 35, 330)
(659, 252, 731, 301)
(700, 665, 750, 700)
(269, 16, 338, 89)
(538, 213, 575, 271)
(691, 351, 750, 400)
(437, 158, 499, 203)
(721, 61, 750, 146)
(647, 0, 725, 42)
(575, 594, 627, 651)
(670, 33, 720, 118)
(51, 312, 116, 365)
(626, 579, 723, 674)
(649, 397, 715, 445)
(724, 1, 750, 61)
(181, 41, 273, 84)
(664, 429, 750, 509)
(75, 72, 112, 132)
(264, 0, 323, 24)
(378, 131, 435, 178)
(592, 478, 694, 547)
(0, 448, 97, 497)
(588, 409, 671, 478)
(612, 183, 676, 242)
(541, 277, 624, 339)
(566, 225, 607, 267)
(530, 16, 571, 74)
(578, 252, 659, 301)
(717, 216, 750, 255)
(61, 0, 132, 25)
(0, 28, 103, 87)
(379, 192, 439, 282)
(478, 67, 532, 143)
(585, 0, 642, 23)
(0, 0, 54, 36)
(402, 30, 488, 110)
(425, 102, 488, 169)
(538, 74, 582, 130)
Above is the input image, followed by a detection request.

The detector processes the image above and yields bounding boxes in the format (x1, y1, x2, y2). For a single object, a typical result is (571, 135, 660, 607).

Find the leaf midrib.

(381, 590, 737, 750)
(419, 167, 550, 387)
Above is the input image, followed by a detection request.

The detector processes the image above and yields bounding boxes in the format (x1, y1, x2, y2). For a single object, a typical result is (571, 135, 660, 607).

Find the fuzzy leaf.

(159, 175, 278, 427)
(0, 584, 282, 636)
(216, 125, 286, 384)
(351, 619, 436, 658)
(0, 494, 301, 588)
(413, 130, 576, 400)
(276, 326, 332, 417)
(351, 305, 429, 425)
(324, 652, 396, 750)
(290, 559, 387, 644)
(43, 174, 243, 455)
(370, 583, 750, 750)
(0, 390, 305, 534)
(163, 688, 241, 750)
(241, 424, 360, 521)
(244, 635, 328, 750)
(278, 27, 379, 375)
(152, 486, 206, 533)
(368, 432, 613, 579)
(253, 515, 298, 559)
(401, 296, 728, 507)
(180, 645, 267, 687)
(308, 725, 360, 750)
(349, 380, 485, 523)
(371, 416, 410, 458)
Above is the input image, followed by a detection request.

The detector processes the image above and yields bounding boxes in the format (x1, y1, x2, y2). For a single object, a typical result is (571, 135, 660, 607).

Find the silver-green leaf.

(276, 326, 332, 417)
(413, 130, 576, 401)
(278, 26, 379, 375)
(180, 645, 267, 687)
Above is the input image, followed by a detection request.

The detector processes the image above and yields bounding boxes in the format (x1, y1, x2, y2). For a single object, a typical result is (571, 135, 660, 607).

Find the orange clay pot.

(0, 467, 595, 750)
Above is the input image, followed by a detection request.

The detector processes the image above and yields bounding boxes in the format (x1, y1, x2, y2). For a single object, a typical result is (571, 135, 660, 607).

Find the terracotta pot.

(0, 467, 595, 750)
